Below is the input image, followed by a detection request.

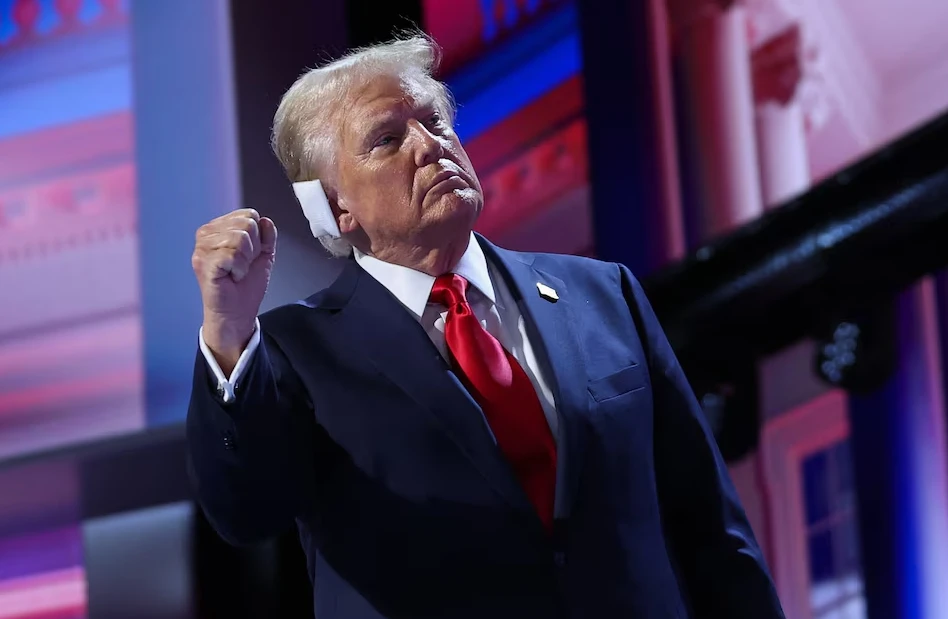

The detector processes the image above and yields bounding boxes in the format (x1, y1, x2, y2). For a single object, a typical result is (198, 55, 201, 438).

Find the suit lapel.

(478, 237, 589, 519)
(311, 260, 539, 525)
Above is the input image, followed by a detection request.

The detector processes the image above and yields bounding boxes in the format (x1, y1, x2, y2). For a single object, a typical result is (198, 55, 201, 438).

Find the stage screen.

(0, 0, 143, 462)
(0, 0, 242, 454)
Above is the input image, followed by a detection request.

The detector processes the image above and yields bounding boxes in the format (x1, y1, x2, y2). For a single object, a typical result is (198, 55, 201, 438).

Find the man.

(187, 35, 785, 618)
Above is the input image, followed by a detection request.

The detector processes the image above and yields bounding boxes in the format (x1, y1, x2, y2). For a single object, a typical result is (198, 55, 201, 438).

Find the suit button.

(553, 552, 566, 568)
(222, 432, 236, 451)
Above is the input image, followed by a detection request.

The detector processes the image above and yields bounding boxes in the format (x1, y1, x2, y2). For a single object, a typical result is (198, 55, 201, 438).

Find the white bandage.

(292, 179, 340, 239)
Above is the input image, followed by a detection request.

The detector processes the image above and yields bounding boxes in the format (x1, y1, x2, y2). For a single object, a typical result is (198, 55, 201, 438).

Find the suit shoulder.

(528, 251, 628, 282)
(257, 299, 319, 336)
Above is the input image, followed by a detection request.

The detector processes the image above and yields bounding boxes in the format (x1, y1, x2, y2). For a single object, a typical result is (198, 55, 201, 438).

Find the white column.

(751, 24, 810, 207)
(647, 0, 688, 264)
(669, 0, 764, 241)
(667, 0, 771, 568)
(755, 103, 808, 206)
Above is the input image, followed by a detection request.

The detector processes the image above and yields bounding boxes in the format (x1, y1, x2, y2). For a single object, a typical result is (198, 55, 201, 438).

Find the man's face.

(332, 73, 483, 256)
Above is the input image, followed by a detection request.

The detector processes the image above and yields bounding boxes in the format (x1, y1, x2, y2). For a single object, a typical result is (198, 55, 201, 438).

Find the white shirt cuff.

(198, 318, 262, 403)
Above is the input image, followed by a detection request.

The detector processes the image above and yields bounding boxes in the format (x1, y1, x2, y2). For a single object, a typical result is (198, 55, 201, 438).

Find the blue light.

(0, 0, 17, 43)
(896, 382, 921, 619)
(36, 0, 61, 35)
(0, 64, 131, 140)
(451, 33, 580, 141)
(79, 0, 104, 24)
(449, 2, 578, 100)
(479, 0, 548, 42)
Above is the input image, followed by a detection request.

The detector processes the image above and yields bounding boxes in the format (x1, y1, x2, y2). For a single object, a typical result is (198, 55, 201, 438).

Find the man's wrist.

(201, 316, 256, 368)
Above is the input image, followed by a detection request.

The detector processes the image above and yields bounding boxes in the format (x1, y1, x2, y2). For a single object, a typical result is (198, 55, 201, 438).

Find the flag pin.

(536, 282, 559, 302)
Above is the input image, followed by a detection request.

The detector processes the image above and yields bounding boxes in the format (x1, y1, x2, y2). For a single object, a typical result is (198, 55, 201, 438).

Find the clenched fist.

(192, 209, 277, 370)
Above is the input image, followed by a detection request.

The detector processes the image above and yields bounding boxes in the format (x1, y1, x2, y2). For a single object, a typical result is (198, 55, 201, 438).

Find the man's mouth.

(427, 169, 468, 194)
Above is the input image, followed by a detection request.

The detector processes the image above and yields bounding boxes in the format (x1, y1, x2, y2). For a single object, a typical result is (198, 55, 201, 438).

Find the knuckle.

(207, 248, 234, 271)
(234, 230, 253, 249)
(235, 217, 259, 236)
(231, 208, 259, 222)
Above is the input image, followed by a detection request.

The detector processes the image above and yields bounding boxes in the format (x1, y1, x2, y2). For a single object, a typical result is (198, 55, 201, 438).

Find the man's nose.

(409, 121, 445, 168)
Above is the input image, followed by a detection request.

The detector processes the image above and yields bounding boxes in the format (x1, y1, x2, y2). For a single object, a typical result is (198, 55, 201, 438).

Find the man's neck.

(361, 233, 471, 276)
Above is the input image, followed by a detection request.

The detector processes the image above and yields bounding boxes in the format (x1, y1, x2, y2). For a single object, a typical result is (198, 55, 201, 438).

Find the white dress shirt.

(199, 233, 559, 442)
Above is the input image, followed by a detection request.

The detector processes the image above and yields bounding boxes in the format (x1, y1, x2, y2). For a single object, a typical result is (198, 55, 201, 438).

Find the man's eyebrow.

(362, 99, 441, 137)
(361, 113, 404, 144)
(415, 96, 438, 112)
(421, 98, 451, 120)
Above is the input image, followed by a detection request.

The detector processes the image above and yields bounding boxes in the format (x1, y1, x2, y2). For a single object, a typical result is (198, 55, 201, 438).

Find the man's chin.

(429, 188, 482, 214)
(448, 187, 482, 206)
(423, 190, 482, 233)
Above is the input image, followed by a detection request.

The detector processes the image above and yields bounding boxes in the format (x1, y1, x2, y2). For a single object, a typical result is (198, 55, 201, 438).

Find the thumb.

(259, 217, 278, 255)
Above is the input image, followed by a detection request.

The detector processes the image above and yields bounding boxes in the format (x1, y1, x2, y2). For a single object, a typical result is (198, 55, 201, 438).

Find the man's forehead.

(348, 75, 437, 123)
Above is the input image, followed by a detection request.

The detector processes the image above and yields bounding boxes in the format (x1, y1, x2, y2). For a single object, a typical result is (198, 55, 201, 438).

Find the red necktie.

(430, 273, 557, 532)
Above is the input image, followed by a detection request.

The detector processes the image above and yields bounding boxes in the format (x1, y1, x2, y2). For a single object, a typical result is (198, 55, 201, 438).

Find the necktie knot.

(430, 273, 469, 308)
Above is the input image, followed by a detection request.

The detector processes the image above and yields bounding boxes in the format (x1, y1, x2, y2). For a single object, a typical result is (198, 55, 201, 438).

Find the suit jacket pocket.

(587, 363, 647, 403)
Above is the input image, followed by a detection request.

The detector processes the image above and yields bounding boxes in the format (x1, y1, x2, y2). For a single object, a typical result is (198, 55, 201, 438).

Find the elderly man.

(187, 35, 785, 619)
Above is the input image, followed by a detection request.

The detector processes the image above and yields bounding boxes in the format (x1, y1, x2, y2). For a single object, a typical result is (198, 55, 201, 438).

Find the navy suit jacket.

(187, 237, 785, 618)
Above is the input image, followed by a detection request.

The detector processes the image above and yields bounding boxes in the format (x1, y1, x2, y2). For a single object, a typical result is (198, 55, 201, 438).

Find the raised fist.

(192, 209, 277, 363)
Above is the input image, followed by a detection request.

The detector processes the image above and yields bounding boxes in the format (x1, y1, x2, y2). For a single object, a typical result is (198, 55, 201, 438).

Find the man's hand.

(192, 209, 277, 372)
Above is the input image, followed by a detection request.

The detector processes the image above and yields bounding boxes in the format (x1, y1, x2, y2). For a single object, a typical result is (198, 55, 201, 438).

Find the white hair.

(271, 33, 456, 257)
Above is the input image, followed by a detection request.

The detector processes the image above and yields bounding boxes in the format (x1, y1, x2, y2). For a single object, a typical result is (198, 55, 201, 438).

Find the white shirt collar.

(353, 233, 497, 320)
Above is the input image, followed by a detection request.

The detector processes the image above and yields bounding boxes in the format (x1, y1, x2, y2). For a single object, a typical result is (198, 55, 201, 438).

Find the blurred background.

(1, 0, 947, 617)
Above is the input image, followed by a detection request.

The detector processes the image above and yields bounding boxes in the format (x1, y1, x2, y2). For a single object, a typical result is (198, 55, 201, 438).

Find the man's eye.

(374, 135, 396, 148)
(428, 113, 443, 127)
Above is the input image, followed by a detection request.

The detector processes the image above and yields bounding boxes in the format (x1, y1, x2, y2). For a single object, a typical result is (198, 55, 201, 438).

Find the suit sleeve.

(186, 329, 319, 546)
(618, 264, 785, 618)
(198, 318, 262, 403)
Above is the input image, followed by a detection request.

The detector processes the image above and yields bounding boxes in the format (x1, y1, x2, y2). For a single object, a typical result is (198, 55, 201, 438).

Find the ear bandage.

(292, 179, 340, 239)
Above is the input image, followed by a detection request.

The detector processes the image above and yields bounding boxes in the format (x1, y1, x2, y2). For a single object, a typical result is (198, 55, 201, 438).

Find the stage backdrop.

(424, 0, 593, 257)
